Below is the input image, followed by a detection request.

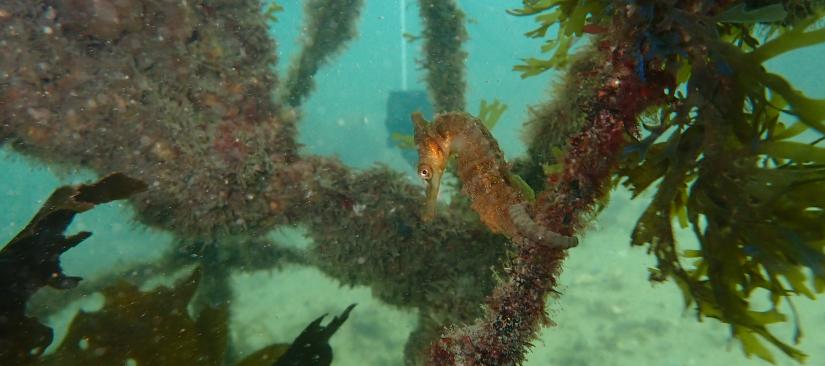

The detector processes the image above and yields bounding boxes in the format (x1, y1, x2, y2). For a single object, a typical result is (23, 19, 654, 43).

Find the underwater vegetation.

(418, 0, 468, 112)
(0, 173, 146, 364)
(0, 174, 354, 366)
(0, 0, 824, 366)
(511, 0, 825, 363)
(279, 0, 364, 108)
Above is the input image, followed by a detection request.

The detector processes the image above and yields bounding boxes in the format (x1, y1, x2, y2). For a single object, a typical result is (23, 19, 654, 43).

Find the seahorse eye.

(418, 164, 432, 180)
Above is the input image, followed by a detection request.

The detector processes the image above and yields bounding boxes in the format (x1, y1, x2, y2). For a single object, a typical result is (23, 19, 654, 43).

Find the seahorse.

(411, 111, 577, 249)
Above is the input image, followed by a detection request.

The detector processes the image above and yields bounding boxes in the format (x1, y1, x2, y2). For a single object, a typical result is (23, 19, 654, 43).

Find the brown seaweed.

(0, 173, 146, 365)
(37, 268, 228, 366)
(272, 303, 356, 366)
(38, 266, 353, 366)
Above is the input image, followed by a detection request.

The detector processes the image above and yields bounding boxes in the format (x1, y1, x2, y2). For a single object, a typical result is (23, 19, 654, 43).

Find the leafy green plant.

(509, 0, 610, 77)
(513, 0, 825, 362)
(619, 12, 825, 363)
(263, 2, 284, 23)
(478, 99, 508, 130)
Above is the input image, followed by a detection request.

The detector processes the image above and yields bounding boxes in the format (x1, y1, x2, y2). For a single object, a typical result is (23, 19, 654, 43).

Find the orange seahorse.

(412, 111, 578, 249)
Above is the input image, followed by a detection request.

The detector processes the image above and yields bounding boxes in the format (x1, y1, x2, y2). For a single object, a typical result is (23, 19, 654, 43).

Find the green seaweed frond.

(540, 146, 567, 178)
(621, 100, 824, 363)
(617, 10, 825, 364)
(263, 1, 284, 23)
(509, 0, 609, 77)
(507, 173, 536, 201)
(715, 3, 788, 24)
(391, 132, 416, 150)
(749, 12, 825, 62)
(403, 32, 421, 43)
(719, 15, 825, 134)
(478, 99, 508, 129)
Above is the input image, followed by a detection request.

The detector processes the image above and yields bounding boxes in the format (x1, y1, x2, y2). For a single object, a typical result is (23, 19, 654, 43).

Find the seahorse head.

(411, 112, 448, 221)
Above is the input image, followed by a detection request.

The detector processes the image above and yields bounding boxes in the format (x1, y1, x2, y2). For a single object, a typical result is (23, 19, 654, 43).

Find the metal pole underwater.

(385, 0, 433, 168)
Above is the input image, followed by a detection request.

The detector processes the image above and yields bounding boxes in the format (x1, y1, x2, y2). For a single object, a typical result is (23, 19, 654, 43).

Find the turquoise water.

(2, 1, 825, 365)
